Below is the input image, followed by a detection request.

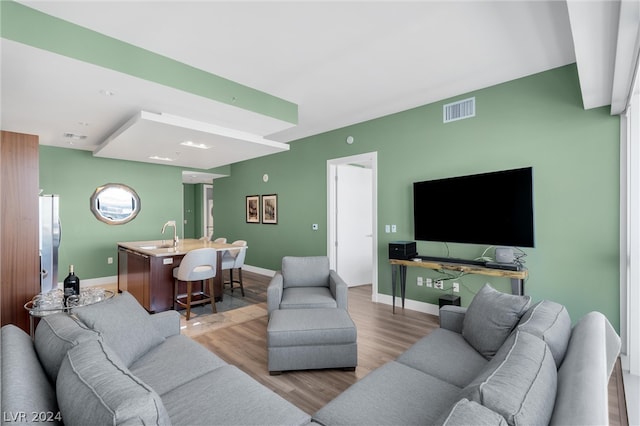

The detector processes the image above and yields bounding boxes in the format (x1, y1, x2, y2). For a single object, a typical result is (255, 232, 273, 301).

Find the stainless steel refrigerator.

(40, 195, 61, 293)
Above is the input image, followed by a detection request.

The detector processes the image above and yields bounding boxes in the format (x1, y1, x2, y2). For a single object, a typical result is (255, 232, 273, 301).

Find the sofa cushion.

(1, 325, 60, 424)
(282, 256, 330, 288)
(130, 334, 228, 396)
(73, 291, 165, 367)
(460, 331, 557, 426)
(517, 300, 571, 367)
(162, 365, 310, 425)
(462, 283, 530, 359)
(280, 287, 338, 310)
(267, 308, 356, 347)
(34, 312, 102, 383)
(437, 398, 508, 426)
(314, 361, 462, 425)
(397, 328, 488, 387)
(56, 339, 171, 426)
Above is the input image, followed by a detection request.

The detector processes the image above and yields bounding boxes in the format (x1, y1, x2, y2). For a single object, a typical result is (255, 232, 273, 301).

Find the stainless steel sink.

(138, 244, 173, 250)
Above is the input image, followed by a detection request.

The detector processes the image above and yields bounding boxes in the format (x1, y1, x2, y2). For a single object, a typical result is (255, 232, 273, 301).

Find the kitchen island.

(117, 239, 242, 313)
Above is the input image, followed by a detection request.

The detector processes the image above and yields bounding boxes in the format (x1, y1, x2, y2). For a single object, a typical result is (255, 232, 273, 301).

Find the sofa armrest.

(267, 272, 284, 316)
(1, 325, 58, 419)
(439, 305, 467, 333)
(149, 310, 181, 338)
(329, 270, 349, 310)
(550, 311, 621, 426)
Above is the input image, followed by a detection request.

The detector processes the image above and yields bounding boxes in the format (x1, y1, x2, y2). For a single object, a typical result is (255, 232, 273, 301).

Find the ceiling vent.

(443, 97, 475, 123)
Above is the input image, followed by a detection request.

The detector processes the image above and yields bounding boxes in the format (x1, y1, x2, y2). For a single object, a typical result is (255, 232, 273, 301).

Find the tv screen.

(413, 167, 535, 247)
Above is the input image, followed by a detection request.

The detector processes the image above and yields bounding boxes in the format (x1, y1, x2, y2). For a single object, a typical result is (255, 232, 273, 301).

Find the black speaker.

(389, 241, 417, 260)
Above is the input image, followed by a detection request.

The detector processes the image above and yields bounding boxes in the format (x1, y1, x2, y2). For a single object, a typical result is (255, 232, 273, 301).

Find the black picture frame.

(262, 194, 278, 224)
(246, 195, 260, 223)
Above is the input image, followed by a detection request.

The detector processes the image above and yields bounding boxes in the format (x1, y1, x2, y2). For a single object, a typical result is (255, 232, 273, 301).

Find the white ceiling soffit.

(0, 39, 295, 155)
(566, 0, 640, 113)
(566, 0, 619, 110)
(611, 0, 640, 114)
(182, 171, 226, 184)
(93, 111, 290, 169)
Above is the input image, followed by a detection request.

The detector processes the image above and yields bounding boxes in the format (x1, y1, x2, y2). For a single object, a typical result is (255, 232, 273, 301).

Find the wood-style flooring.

(179, 270, 628, 424)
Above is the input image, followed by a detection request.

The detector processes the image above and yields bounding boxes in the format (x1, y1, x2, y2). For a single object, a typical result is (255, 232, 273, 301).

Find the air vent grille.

(443, 97, 475, 123)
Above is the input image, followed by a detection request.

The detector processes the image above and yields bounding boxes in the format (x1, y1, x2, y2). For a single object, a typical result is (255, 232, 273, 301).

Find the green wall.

(39, 147, 184, 280)
(212, 64, 621, 330)
(183, 184, 196, 239)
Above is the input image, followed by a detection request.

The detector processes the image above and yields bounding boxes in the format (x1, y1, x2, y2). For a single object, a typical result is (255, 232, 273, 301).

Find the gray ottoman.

(267, 308, 358, 374)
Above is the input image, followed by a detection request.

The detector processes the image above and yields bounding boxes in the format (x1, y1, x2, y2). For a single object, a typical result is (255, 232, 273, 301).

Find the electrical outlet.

(435, 280, 444, 290)
(425, 278, 433, 288)
(107, 257, 113, 264)
(453, 282, 460, 293)
(417, 277, 423, 286)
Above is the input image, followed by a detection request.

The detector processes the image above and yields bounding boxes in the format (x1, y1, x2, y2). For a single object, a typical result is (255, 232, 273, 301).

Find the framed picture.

(246, 195, 260, 223)
(262, 194, 278, 224)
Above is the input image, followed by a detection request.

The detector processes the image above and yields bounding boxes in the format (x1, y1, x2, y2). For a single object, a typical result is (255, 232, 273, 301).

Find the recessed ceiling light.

(149, 155, 174, 162)
(180, 140, 211, 150)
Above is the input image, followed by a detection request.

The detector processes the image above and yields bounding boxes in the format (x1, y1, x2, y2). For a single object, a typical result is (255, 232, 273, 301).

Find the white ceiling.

(1, 1, 635, 182)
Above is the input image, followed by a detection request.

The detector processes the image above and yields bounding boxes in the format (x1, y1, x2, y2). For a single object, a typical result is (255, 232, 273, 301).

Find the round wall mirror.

(90, 183, 141, 225)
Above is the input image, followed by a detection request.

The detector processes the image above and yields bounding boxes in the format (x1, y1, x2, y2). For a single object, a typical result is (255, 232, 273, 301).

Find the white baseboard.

(375, 293, 441, 316)
(243, 264, 276, 277)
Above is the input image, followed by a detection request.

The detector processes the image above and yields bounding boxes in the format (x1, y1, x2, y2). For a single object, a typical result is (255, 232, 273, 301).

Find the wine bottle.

(63, 264, 80, 305)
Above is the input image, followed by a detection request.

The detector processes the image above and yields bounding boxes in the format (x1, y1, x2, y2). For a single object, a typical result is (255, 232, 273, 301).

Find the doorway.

(327, 152, 378, 299)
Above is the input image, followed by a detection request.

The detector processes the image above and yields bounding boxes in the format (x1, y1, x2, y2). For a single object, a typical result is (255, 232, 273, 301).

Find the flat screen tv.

(413, 167, 535, 247)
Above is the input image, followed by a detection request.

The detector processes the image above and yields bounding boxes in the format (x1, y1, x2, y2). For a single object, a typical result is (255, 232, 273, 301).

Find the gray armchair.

(267, 256, 348, 317)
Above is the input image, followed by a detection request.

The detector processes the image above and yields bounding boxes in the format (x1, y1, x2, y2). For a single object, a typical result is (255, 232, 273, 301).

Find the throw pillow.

(459, 331, 557, 426)
(34, 312, 101, 383)
(73, 291, 164, 367)
(56, 339, 171, 426)
(517, 300, 571, 367)
(462, 283, 531, 359)
(437, 398, 507, 426)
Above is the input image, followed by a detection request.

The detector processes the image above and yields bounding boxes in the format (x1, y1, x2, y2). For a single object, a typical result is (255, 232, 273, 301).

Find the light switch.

(385, 225, 391, 233)
(391, 224, 397, 233)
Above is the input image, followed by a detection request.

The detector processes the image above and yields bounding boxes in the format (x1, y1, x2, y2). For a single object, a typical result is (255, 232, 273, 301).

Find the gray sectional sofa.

(313, 283, 621, 425)
(1, 284, 621, 425)
(1, 292, 310, 426)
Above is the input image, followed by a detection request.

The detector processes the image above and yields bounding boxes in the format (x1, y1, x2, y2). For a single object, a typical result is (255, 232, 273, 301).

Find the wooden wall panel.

(1, 130, 40, 332)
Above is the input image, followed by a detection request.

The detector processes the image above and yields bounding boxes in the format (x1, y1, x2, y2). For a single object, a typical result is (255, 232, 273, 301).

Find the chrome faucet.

(161, 220, 178, 247)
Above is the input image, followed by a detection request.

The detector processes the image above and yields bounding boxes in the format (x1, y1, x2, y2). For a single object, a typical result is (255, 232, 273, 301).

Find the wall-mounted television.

(413, 167, 535, 248)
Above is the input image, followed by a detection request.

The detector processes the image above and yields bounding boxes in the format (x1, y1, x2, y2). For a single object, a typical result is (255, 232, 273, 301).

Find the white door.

(336, 165, 373, 286)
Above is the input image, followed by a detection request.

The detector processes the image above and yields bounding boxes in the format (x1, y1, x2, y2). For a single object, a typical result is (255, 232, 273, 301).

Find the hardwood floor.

(181, 271, 627, 423)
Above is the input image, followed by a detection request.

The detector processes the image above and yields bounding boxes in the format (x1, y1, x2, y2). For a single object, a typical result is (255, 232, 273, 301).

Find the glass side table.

(24, 288, 114, 338)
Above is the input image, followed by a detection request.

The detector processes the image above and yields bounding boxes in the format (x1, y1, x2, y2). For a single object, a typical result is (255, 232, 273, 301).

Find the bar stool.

(222, 240, 247, 297)
(173, 248, 217, 320)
